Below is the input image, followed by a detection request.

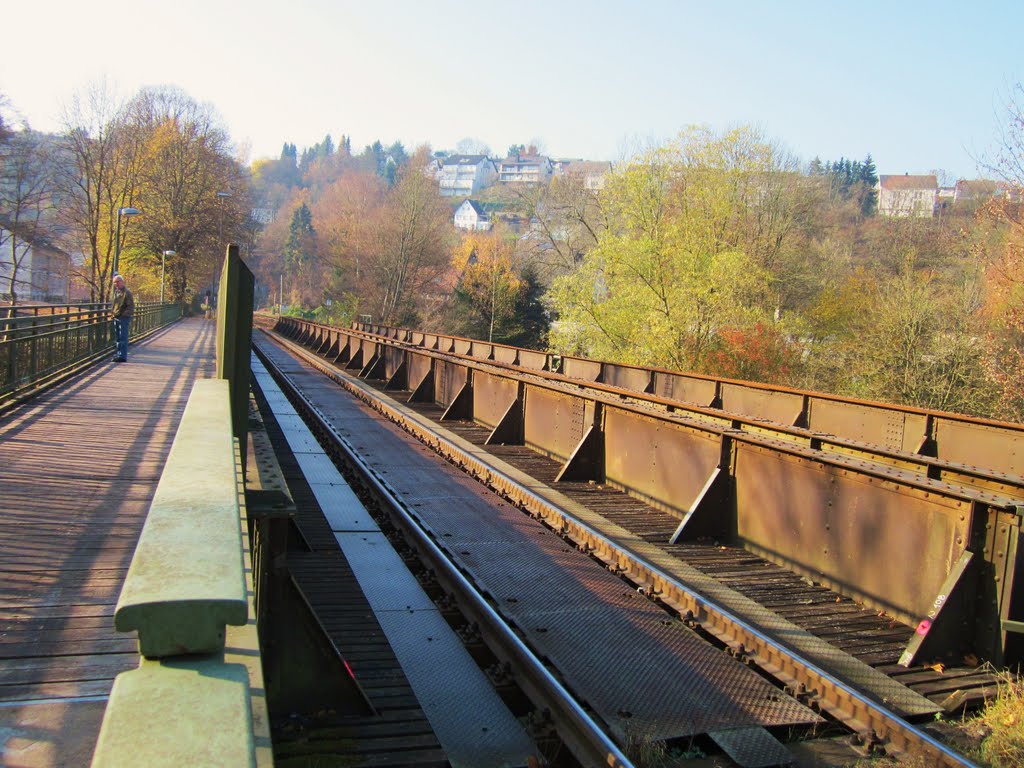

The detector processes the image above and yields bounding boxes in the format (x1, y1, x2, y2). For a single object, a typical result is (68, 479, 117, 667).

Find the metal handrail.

(0, 303, 182, 402)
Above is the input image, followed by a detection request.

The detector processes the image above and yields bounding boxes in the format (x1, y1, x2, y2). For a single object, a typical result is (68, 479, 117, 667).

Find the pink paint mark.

(916, 619, 931, 636)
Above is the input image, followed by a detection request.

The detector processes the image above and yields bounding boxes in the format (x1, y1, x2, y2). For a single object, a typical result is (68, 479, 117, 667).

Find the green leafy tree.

(547, 126, 788, 371)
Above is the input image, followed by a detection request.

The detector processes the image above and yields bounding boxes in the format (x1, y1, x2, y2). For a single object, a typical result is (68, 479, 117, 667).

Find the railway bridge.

(1, 250, 1020, 768)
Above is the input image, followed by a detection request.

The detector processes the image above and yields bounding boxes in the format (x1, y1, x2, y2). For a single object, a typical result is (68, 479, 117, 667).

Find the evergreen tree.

(386, 141, 408, 167)
(322, 134, 334, 157)
(502, 264, 548, 348)
(298, 146, 315, 174)
(383, 157, 398, 187)
(284, 202, 315, 268)
(859, 154, 878, 216)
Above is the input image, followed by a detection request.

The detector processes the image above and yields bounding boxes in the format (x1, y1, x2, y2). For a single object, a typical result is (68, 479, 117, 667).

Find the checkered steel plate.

(442, 540, 651, 615)
(336, 532, 538, 766)
(374, 608, 537, 768)
(308, 482, 378, 532)
(515, 604, 816, 741)
(373, 466, 466, 499)
(429, 512, 567, 549)
(294, 452, 345, 485)
(386, 471, 819, 740)
(280, 425, 325, 455)
(707, 726, 794, 768)
(334, 531, 437, 611)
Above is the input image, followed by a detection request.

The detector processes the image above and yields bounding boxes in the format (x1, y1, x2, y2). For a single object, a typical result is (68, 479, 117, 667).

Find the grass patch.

(973, 670, 1024, 768)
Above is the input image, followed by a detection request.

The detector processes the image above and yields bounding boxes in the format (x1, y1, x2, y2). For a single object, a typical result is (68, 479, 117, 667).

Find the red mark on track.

(916, 619, 931, 635)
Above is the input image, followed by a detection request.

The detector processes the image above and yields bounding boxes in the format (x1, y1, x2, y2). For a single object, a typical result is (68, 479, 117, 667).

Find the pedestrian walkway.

(0, 318, 215, 768)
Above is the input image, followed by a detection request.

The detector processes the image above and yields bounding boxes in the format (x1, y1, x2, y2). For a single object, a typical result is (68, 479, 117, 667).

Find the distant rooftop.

(879, 174, 937, 190)
(442, 154, 490, 166)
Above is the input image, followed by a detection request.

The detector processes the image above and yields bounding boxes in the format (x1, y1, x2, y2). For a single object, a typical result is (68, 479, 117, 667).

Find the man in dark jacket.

(111, 274, 135, 363)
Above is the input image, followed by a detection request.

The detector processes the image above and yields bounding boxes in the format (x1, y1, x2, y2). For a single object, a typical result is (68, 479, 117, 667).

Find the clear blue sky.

(3, 1, 1021, 179)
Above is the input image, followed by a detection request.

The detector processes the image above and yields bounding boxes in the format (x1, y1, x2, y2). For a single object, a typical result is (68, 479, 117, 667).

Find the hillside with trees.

(4, 81, 1024, 421)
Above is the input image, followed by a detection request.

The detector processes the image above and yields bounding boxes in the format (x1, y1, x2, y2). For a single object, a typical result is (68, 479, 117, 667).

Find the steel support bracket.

(486, 392, 524, 446)
(345, 346, 364, 371)
(359, 350, 385, 380)
(440, 379, 474, 421)
(384, 360, 408, 391)
(409, 367, 435, 404)
(898, 550, 975, 667)
(555, 424, 604, 483)
(668, 467, 730, 543)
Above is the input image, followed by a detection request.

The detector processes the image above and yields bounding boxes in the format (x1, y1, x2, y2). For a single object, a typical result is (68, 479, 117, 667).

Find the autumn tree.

(979, 82, 1024, 419)
(309, 169, 384, 309)
(55, 82, 144, 302)
(449, 226, 523, 342)
(122, 87, 247, 302)
(361, 147, 452, 324)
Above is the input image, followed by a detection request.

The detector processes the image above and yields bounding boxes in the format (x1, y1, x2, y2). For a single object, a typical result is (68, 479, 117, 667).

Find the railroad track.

(276, 318, 1024, 669)
(254, 327, 984, 767)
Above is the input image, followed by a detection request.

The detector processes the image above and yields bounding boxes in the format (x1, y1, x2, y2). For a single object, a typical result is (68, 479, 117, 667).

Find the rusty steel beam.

(330, 320, 1024, 492)
(346, 318, 1024, 477)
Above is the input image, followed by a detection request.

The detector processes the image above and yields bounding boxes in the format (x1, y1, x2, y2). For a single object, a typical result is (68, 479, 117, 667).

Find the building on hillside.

(0, 220, 75, 302)
(554, 160, 612, 190)
(423, 156, 444, 180)
(877, 174, 938, 217)
(453, 199, 492, 231)
(498, 154, 554, 186)
(438, 155, 498, 197)
(954, 179, 1001, 203)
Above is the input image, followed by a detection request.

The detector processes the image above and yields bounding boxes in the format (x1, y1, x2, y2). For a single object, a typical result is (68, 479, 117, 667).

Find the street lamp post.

(161, 250, 176, 304)
(112, 207, 141, 279)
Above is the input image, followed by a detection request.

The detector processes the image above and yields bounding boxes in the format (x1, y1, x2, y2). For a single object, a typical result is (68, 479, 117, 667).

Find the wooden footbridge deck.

(0, 319, 216, 767)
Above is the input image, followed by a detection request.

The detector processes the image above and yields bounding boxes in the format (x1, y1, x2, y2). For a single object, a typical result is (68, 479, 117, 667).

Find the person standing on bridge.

(110, 274, 134, 363)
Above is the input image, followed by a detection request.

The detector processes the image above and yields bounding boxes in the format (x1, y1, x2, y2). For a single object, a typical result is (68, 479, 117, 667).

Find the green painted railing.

(92, 380, 261, 767)
(0, 302, 182, 405)
(92, 246, 267, 767)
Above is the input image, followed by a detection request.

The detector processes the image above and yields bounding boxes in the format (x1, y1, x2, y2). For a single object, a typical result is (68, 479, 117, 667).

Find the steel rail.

(285, 318, 1024, 499)
(253, 339, 635, 768)
(260, 328, 979, 767)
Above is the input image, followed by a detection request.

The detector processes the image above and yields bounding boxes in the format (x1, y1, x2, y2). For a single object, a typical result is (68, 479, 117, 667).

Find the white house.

(0, 223, 73, 302)
(877, 175, 938, 217)
(453, 199, 491, 231)
(438, 155, 498, 197)
(498, 154, 554, 186)
(554, 159, 612, 191)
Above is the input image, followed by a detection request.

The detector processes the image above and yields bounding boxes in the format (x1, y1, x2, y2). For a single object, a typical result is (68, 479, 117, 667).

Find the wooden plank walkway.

(0, 318, 215, 768)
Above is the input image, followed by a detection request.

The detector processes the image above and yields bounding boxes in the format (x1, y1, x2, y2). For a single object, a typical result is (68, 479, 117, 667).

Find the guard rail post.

(216, 243, 255, 478)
